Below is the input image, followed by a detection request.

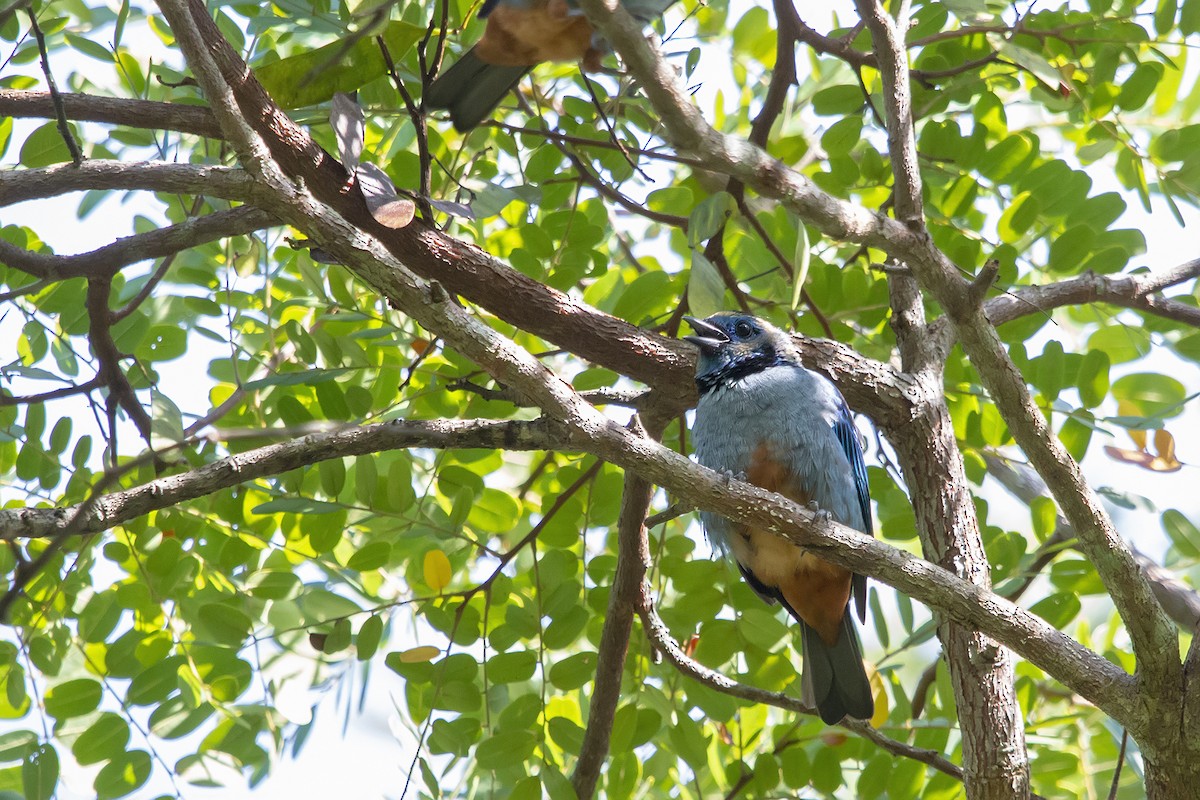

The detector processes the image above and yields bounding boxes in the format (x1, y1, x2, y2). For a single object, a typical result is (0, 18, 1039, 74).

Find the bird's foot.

(720, 469, 748, 486)
(806, 500, 832, 523)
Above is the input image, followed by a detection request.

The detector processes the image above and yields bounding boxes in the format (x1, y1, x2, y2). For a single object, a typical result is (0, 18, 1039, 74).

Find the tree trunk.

(885, 369, 1030, 800)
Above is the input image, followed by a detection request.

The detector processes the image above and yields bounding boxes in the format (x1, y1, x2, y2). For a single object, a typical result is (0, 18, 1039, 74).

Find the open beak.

(682, 316, 728, 355)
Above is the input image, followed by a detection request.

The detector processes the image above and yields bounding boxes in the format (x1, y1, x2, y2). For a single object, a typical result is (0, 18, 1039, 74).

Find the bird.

(684, 312, 875, 725)
(425, 0, 678, 132)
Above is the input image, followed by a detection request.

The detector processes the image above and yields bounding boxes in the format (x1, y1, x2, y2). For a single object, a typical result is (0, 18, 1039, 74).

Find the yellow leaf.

(867, 664, 889, 728)
(397, 645, 441, 663)
(1104, 445, 1155, 468)
(1154, 429, 1176, 462)
(423, 549, 452, 592)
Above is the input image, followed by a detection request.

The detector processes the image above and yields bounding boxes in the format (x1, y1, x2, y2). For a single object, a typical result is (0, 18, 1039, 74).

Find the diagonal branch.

(630, 537, 1058, 797)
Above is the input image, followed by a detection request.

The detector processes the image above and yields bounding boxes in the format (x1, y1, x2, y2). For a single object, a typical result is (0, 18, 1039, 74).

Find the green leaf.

(138, 325, 187, 362)
(1028, 592, 1081, 628)
(72, 714, 130, 766)
(790, 223, 811, 312)
(252, 497, 341, 515)
(1076, 349, 1110, 408)
(197, 602, 253, 646)
(467, 489, 521, 533)
(688, 250, 726, 319)
(1111, 373, 1187, 419)
(0, 732, 37, 764)
(21, 744, 57, 800)
(548, 652, 597, 690)
(687, 192, 735, 247)
(1059, 414, 1093, 461)
(1086, 325, 1151, 364)
(667, 718, 709, 770)
(486, 650, 537, 683)
(1163, 510, 1200, 558)
(255, 21, 425, 108)
(356, 615, 384, 661)
(347, 541, 391, 572)
(43, 679, 101, 720)
(475, 731, 536, 770)
(547, 717, 585, 755)
(94, 750, 150, 799)
(19, 122, 74, 168)
(1030, 497, 1058, 543)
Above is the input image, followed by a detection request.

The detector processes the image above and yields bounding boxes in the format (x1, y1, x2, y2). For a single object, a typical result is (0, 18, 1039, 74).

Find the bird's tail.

(800, 610, 874, 725)
(426, 47, 530, 132)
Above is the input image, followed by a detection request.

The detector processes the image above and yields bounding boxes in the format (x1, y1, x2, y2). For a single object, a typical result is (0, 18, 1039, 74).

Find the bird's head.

(683, 313, 795, 390)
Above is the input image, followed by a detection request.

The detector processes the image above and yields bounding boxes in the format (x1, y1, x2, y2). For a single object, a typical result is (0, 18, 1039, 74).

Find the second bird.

(426, 0, 678, 132)
(685, 313, 875, 725)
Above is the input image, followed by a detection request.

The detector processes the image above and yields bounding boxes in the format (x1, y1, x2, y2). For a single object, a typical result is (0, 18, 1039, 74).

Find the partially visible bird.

(684, 313, 875, 725)
(425, 0, 678, 132)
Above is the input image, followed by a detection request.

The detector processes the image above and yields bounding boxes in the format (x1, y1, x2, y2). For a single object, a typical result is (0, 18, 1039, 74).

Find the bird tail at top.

(426, 47, 529, 132)
(799, 610, 874, 725)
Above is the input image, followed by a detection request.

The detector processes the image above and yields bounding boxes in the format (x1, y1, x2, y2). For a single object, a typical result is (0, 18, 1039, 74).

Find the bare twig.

(573, 414, 665, 798)
(26, 9, 82, 164)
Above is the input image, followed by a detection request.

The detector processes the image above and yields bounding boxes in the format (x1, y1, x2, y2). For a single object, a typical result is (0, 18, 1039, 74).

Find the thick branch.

(0, 89, 223, 138)
(977, 260, 1200, 330)
(0, 161, 262, 207)
(0, 206, 275, 280)
(0, 418, 567, 540)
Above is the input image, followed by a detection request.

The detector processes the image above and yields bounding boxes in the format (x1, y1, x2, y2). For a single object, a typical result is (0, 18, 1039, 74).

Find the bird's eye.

(734, 320, 755, 338)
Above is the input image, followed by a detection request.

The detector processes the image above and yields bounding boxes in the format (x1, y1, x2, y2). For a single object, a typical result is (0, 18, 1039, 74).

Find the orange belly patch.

(475, 1, 594, 66)
(735, 443, 853, 645)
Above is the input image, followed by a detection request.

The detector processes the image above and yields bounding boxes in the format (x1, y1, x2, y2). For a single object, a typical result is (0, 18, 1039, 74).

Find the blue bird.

(426, 0, 679, 132)
(684, 313, 875, 724)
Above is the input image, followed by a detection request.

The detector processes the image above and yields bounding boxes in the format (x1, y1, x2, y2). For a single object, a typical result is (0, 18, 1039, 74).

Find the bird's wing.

(831, 397, 872, 623)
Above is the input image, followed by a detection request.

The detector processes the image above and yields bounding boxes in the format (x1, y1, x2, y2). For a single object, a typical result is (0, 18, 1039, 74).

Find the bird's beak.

(682, 316, 728, 355)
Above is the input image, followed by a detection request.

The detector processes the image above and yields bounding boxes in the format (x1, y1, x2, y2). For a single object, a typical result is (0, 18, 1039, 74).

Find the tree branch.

(976, 259, 1200, 330)
(0, 206, 276, 280)
(0, 417, 568, 540)
(26, 9, 82, 165)
(632, 538, 1020, 791)
(573, 413, 666, 798)
(0, 89, 223, 138)
(0, 160, 262, 207)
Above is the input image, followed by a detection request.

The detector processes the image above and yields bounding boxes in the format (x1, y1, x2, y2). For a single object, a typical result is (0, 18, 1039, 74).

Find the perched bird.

(425, 0, 678, 132)
(684, 313, 875, 725)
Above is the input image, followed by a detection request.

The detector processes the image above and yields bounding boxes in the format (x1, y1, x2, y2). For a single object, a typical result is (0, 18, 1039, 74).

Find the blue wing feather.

(832, 398, 872, 623)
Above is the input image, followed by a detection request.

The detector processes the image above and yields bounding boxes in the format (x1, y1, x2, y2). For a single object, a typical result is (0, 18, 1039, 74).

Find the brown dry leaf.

(357, 162, 416, 229)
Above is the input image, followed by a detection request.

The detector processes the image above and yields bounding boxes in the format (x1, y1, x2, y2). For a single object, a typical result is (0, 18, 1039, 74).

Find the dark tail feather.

(800, 611, 874, 725)
(426, 48, 529, 132)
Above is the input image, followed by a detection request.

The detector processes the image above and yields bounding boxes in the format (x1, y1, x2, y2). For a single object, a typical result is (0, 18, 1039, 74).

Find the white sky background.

(2, 0, 1200, 798)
